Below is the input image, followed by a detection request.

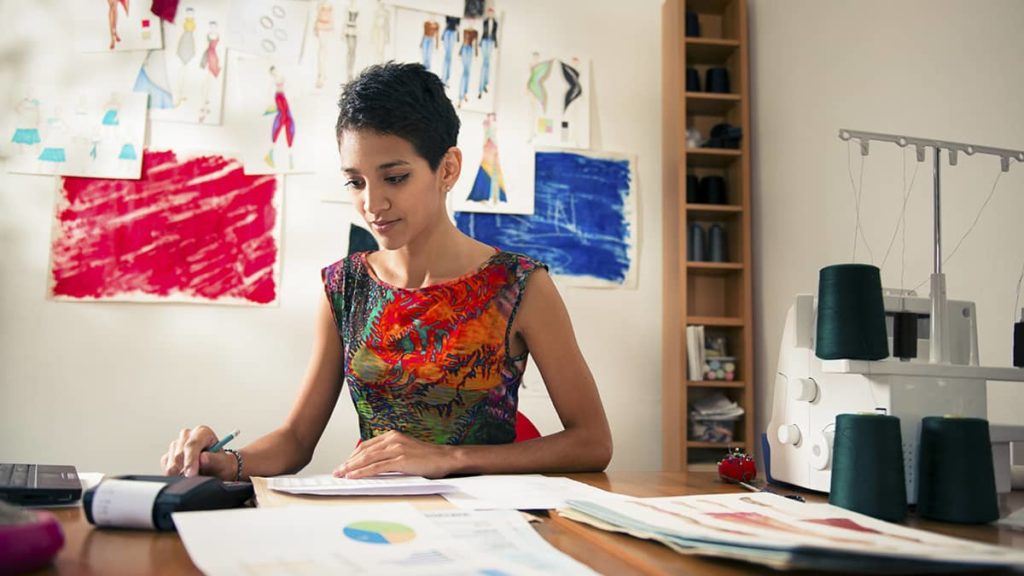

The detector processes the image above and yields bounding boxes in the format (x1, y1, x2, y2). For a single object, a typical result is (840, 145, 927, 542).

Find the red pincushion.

(717, 449, 757, 483)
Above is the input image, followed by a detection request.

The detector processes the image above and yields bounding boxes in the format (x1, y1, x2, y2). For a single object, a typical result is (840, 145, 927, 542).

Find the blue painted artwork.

(455, 150, 635, 285)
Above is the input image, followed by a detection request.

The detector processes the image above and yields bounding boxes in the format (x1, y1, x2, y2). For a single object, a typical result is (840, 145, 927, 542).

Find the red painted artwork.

(50, 150, 280, 304)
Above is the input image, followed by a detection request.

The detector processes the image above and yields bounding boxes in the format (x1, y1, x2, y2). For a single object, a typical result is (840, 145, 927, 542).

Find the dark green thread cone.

(830, 413, 907, 522)
(816, 264, 889, 360)
(917, 416, 999, 524)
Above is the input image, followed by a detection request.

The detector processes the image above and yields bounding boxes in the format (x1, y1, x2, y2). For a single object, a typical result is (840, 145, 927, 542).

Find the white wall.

(0, 0, 666, 475)
(749, 0, 1024, 442)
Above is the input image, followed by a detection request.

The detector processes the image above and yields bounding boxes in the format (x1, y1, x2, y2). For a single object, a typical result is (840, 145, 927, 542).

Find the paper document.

(267, 474, 457, 496)
(562, 492, 1024, 572)
(442, 474, 626, 510)
(173, 503, 559, 575)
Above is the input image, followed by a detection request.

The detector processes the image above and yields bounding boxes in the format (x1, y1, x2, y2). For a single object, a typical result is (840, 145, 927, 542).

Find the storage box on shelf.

(662, 0, 753, 470)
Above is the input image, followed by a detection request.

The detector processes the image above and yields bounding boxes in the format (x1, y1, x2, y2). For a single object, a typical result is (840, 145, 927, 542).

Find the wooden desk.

(33, 472, 1024, 575)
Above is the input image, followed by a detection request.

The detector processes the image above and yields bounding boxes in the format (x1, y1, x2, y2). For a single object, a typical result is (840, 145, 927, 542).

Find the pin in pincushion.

(717, 449, 756, 483)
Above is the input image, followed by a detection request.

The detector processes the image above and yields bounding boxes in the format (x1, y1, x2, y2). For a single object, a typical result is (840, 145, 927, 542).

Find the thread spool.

(1014, 317, 1023, 368)
(685, 11, 701, 37)
(699, 175, 727, 204)
(916, 416, 999, 524)
(829, 413, 907, 522)
(892, 311, 918, 360)
(708, 224, 728, 262)
(705, 67, 730, 94)
(815, 264, 889, 361)
(688, 222, 705, 262)
(686, 174, 699, 204)
(686, 67, 701, 92)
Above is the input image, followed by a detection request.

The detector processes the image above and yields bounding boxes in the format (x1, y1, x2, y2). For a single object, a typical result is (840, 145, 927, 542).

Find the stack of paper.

(560, 492, 1024, 573)
(267, 474, 457, 496)
(173, 502, 599, 575)
(690, 392, 744, 419)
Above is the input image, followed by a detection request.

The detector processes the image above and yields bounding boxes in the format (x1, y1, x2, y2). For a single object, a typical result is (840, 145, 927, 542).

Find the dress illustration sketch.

(441, 16, 460, 86)
(478, 8, 497, 98)
(176, 7, 196, 106)
(11, 98, 42, 153)
(345, 0, 359, 81)
(107, 0, 129, 50)
(313, 0, 334, 88)
(133, 49, 174, 109)
(467, 114, 507, 204)
(561, 58, 582, 113)
(265, 66, 295, 170)
(421, 20, 440, 70)
(458, 28, 478, 105)
(198, 22, 221, 123)
(526, 52, 554, 138)
(371, 1, 390, 62)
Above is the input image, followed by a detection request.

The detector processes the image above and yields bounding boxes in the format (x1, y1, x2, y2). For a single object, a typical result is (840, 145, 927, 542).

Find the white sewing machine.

(766, 291, 1024, 503)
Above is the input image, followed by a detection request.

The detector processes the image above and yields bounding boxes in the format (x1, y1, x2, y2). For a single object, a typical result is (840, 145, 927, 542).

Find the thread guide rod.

(836, 129, 1024, 363)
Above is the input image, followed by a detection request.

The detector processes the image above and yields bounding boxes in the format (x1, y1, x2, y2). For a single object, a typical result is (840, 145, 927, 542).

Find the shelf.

(685, 92, 741, 115)
(687, 315, 743, 327)
(687, 262, 743, 273)
(688, 380, 745, 388)
(685, 0, 735, 15)
(685, 38, 740, 64)
(685, 148, 741, 168)
(686, 203, 742, 221)
(688, 441, 745, 449)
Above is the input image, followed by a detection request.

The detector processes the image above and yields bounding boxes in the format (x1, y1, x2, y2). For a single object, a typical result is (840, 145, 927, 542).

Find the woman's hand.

(333, 431, 456, 479)
(159, 425, 238, 480)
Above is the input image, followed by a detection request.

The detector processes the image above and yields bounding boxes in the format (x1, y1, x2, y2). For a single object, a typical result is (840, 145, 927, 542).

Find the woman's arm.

(165, 294, 345, 479)
(336, 269, 613, 478)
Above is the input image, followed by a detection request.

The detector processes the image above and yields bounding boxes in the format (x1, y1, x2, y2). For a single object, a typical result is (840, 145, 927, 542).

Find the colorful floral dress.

(322, 250, 546, 445)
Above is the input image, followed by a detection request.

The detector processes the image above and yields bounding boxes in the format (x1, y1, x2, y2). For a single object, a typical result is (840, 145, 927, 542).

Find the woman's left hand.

(334, 431, 456, 479)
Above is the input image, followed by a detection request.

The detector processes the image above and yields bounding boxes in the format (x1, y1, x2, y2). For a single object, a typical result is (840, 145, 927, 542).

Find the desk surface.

(33, 471, 1024, 576)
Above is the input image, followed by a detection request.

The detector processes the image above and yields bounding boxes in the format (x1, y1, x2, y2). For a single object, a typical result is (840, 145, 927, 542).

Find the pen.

(207, 429, 240, 453)
(738, 480, 806, 503)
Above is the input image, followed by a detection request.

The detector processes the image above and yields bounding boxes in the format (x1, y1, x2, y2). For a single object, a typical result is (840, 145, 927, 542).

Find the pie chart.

(343, 520, 417, 544)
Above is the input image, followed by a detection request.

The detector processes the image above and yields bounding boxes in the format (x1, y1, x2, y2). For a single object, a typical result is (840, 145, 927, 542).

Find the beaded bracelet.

(222, 448, 243, 481)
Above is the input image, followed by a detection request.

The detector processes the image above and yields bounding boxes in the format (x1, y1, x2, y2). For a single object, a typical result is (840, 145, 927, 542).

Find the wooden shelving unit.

(662, 0, 754, 471)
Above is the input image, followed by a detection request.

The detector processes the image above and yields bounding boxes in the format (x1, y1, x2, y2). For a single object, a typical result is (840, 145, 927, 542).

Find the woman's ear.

(440, 146, 462, 192)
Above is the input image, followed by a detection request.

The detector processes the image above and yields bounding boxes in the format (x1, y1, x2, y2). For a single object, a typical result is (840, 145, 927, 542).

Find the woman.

(161, 63, 612, 480)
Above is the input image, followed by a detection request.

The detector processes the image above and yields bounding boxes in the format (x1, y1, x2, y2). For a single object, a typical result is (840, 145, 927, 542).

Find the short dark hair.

(336, 62, 460, 171)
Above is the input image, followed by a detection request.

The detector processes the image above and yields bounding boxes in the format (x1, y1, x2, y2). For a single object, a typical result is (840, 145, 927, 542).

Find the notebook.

(0, 463, 83, 506)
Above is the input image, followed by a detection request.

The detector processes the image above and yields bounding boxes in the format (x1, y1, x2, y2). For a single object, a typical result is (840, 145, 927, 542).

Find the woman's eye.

(344, 179, 365, 190)
(385, 174, 409, 185)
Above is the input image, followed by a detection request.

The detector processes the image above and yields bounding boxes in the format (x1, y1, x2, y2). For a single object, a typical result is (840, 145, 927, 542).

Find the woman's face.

(338, 129, 455, 251)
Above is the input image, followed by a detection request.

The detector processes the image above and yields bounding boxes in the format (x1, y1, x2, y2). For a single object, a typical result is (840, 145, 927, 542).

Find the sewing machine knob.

(810, 430, 833, 470)
(788, 378, 818, 403)
(777, 424, 802, 447)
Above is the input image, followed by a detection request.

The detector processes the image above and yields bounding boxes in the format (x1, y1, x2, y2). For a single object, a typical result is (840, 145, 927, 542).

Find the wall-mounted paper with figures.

(75, 0, 164, 52)
(49, 150, 281, 306)
(141, 0, 229, 124)
(225, 0, 309, 64)
(5, 88, 146, 179)
(451, 113, 533, 215)
(303, 0, 395, 94)
(227, 53, 316, 175)
(526, 54, 590, 148)
(455, 149, 637, 288)
(392, 6, 501, 114)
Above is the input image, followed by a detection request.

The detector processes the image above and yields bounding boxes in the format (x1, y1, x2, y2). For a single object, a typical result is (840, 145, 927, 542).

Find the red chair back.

(514, 412, 541, 442)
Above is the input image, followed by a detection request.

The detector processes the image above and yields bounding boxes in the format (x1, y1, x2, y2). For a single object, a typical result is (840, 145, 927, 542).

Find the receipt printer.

(84, 475, 253, 531)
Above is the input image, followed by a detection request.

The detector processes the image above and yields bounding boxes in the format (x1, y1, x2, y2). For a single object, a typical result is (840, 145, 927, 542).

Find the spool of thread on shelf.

(892, 311, 918, 360)
(688, 222, 705, 262)
(708, 224, 728, 262)
(699, 175, 727, 204)
(815, 264, 889, 360)
(829, 412, 907, 522)
(685, 11, 701, 37)
(686, 67, 701, 92)
(686, 174, 699, 204)
(916, 416, 999, 524)
(1014, 310, 1023, 368)
(705, 67, 730, 94)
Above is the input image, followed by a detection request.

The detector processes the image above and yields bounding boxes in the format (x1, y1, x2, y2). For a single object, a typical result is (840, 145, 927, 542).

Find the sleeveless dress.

(322, 250, 547, 445)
